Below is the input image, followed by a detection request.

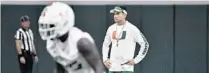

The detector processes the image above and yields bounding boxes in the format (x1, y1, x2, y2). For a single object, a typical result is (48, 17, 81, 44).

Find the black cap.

(110, 6, 127, 14)
(118, 6, 127, 11)
(20, 15, 30, 22)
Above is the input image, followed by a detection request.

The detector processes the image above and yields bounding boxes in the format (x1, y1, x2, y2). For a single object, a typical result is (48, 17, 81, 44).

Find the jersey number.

(67, 60, 82, 71)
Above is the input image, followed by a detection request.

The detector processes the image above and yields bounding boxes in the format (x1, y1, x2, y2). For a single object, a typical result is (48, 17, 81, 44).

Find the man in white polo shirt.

(102, 6, 149, 73)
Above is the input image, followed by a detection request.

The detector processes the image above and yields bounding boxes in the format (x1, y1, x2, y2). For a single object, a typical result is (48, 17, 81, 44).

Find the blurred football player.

(38, 2, 105, 73)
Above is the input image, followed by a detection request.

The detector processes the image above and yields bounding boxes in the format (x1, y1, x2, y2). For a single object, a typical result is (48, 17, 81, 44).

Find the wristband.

(32, 53, 37, 57)
(18, 54, 24, 57)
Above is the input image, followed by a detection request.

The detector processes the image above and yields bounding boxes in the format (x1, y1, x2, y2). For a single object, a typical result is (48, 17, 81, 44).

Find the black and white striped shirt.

(14, 28, 35, 52)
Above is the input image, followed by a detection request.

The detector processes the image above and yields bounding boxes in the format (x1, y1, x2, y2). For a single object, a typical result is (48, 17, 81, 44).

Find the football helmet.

(38, 2, 75, 40)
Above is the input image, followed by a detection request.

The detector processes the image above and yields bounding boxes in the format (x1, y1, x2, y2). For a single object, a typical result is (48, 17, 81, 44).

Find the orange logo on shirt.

(112, 31, 116, 40)
(112, 31, 127, 40)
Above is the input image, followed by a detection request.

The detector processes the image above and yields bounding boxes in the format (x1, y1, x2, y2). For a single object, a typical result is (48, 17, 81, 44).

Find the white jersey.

(46, 27, 95, 73)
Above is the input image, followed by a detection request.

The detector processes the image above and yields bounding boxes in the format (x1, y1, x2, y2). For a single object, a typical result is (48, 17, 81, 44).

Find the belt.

(112, 71, 122, 73)
(22, 49, 32, 55)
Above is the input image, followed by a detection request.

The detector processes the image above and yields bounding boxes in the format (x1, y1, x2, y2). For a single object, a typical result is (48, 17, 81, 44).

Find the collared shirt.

(14, 28, 35, 52)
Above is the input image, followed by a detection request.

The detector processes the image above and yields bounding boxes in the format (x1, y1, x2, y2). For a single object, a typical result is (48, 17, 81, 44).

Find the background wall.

(1, 5, 209, 73)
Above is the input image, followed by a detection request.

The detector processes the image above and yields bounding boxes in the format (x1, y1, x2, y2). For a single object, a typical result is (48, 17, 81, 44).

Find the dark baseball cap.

(110, 6, 127, 14)
(20, 15, 30, 22)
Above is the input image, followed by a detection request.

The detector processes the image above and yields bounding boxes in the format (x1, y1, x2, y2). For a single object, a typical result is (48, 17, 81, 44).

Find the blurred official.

(102, 6, 149, 73)
(14, 15, 38, 73)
